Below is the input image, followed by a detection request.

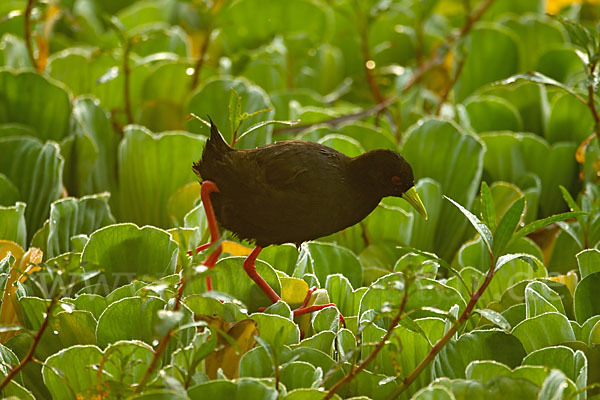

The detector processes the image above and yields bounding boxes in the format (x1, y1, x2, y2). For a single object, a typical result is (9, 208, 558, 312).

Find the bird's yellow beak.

(402, 187, 428, 220)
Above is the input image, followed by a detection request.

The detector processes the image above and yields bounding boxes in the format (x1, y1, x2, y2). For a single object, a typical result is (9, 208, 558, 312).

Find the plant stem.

(274, 0, 495, 135)
(0, 296, 58, 392)
(435, 58, 465, 115)
(359, 21, 384, 104)
(275, 97, 396, 134)
(401, 0, 495, 92)
(587, 62, 600, 142)
(123, 39, 133, 125)
(133, 269, 187, 394)
(24, 0, 38, 70)
(386, 255, 496, 398)
(324, 287, 409, 399)
(190, 28, 212, 90)
(133, 330, 173, 394)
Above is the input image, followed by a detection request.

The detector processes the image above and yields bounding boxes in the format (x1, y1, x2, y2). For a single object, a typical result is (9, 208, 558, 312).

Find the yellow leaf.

(202, 316, 258, 379)
(0, 240, 24, 261)
(221, 241, 252, 256)
(280, 277, 309, 306)
(0, 246, 43, 343)
(547, 270, 578, 297)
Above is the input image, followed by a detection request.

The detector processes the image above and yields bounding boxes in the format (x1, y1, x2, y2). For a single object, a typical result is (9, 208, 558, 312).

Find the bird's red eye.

(392, 176, 402, 185)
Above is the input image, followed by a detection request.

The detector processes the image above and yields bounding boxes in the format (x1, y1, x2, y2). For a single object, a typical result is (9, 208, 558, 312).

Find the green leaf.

(480, 182, 497, 232)
(444, 195, 493, 255)
(317, 134, 364, 158)
(501, 15, 567, 71)
(0, 137, 64, 240)
(576, 248, 600, 279)
(480, 133, 580, 217)
(282, 388, 341, 400)
(279, 361, 319, 391)
(466, 360, 548, 387)
(538, 369, 572, 400)
(46, 194, 115, 258)
(139, 62, 195, 132)
(512, 313, 576, 353)
(96, 296, 166, 347)
(524, 281, 565, 318)
(81, 224, 178, 294)
(433, 330, 526, 379)
(216, 0, 332, 54)
(512, 211, 585, 241)
(412, 385, 455, 400)
(475, 309, 511, 331)
(71, 97, 120, 195)
(0, 202, 26, 247)
(116, 126, 206, 228)
(359, 273, 465, 328)
(295, 242, 363, 289)
(492, 196, 525, 256)
(523, 346, 588, 385)
(0, 173, 20, 207)
(325, 274, 362, 317)
(499, 72, 585, 105)
(551, 15, 597, 56)
(455, 26, 519, 101)
(236, 119, 298, 143)
(189, 256, 281, 312)
(0, 69, 71, 141)
(258, 244, 299, 277)
(72, 294, 107, 320)
(42, 345, 103, 400)
(494, 253, 543, 273)
(402, 119, 484, 259)
(462, 95, 523, 133)
(187, 378, 278, 400)
(102, 340, 156, 384)
(187, 78, 274, 149)
(546, 92, 593, 144)
(574, 272, 600, 324)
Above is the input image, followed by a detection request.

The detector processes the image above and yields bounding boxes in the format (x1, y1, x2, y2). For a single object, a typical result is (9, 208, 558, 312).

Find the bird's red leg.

(243, 246, 282, 304)
(293, 295, 345, 326)
(186, 180, 222, 290)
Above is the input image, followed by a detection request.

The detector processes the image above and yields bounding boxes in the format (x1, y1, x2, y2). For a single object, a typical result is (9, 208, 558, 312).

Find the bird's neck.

(346, 153, 385, 216)
(347, 152, 383, 194)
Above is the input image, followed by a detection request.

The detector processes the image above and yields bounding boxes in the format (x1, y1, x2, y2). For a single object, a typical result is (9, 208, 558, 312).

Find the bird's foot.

(292, 287, 345, 326)
(186, 241, 222, 291)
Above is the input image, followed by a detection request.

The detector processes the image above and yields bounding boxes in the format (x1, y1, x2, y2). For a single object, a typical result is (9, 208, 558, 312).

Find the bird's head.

(351, 149, 428, 219)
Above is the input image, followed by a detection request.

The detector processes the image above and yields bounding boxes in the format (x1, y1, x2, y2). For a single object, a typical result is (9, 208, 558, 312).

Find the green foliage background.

(1, 0, 600, 399)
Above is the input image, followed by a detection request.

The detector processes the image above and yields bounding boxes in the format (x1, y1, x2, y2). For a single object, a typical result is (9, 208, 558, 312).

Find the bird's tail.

(192, 117, 231, 179)
(206, 117, 231, 153)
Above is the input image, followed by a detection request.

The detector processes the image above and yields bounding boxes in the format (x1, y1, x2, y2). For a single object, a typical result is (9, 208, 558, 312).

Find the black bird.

(190, 120, 427, 317)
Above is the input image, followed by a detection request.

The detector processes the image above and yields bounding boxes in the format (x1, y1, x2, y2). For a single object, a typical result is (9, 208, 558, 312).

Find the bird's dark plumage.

(193, 121, 420, 248)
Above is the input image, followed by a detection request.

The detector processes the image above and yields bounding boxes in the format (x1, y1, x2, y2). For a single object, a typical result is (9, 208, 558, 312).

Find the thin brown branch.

(400, 0, 495, 92)
(190, 29, 212, 90)
(274, 0, 495, 136)
(123, 40, 133, 125)
(359, 29, 384, 104)
(435, 58, 465, 115)
(274, 96, 397, 134)
(324, 285, 410, 399)
(24, 0, 38, 70)
(387, 255, 497, 398)
(133, 269, 187, 394)
(0, 296, 58, 392)
(587, 63, 600, 142)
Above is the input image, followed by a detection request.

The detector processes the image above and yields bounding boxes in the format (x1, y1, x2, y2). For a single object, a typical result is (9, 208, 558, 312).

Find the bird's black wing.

(252, 141, 348, 192)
